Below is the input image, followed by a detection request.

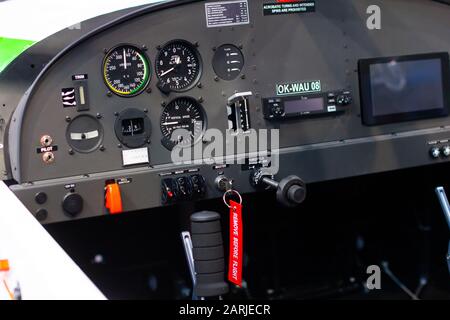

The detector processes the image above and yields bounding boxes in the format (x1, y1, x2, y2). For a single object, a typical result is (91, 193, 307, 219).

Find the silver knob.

(442, 145, 450, 157)
(430, 147, 441, 159)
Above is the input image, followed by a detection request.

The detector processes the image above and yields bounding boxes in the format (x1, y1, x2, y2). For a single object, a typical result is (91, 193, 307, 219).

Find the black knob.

(190, 211, 229, 298)
(287, 184, 306, 205)
(276, 175, 307, 207)
(35, 192, 47, 205)
(35, 209, 48, 221)
(62, 193, 83, 217)
(253, 170, 306, 207)
(271, 104, 284, 117)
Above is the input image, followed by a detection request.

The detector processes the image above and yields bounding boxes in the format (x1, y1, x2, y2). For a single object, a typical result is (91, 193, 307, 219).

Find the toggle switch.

(105, 182, 123, 214)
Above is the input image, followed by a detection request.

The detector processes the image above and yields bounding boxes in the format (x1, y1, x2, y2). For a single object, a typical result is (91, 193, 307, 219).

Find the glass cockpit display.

(359, 52, 450, 125)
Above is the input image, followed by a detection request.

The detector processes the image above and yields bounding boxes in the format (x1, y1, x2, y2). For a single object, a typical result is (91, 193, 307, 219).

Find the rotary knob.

(430, 147, 441, 159)
(271, 104, 285, 118)
(62, 193, 83, 217)
(442, 145, 450, 157)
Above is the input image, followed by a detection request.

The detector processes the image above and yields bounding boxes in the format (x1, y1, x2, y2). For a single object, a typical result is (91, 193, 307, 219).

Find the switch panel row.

(161, 174, 207, 204)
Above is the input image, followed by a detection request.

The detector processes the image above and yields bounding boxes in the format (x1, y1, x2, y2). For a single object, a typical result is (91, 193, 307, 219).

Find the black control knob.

(337, 94, 352, 106)
(62, 193, 83, 217)
(252, 170, 306, 207)
(190, 211, 229, 298)
(286, 184, 306, 204)
(271, 104, 285, 118)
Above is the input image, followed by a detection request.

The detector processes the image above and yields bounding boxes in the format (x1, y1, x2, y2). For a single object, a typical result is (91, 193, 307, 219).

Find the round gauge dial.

(160, 97, 207, 150)
(212, 44, 245, 81)
(103, 44, 151, 97)
(66, 115, 103, 153)
(155, 40, 202, 93)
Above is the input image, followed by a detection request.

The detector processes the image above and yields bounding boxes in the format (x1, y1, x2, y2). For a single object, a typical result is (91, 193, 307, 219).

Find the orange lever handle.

(105, 183, 123, 215)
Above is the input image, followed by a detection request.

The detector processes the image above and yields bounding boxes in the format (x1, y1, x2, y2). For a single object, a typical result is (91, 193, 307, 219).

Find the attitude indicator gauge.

(160, 97, 206, 150)
(103, 44, 151, 97)
(155, 40, 202, 93)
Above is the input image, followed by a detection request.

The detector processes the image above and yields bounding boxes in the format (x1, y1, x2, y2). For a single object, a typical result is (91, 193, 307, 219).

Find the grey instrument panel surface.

(5, 0, 450, 223)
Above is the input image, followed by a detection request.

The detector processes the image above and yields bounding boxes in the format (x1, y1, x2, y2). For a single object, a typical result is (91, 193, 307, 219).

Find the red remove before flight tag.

(228, 200, 243, 286)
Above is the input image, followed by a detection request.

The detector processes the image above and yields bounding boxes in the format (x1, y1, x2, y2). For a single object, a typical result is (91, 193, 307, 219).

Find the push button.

(62, 193, 83, 217)
(105, 183, 123, 215)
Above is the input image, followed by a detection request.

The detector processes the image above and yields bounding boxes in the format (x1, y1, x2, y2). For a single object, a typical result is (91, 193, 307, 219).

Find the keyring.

(223, 189, 243, 208)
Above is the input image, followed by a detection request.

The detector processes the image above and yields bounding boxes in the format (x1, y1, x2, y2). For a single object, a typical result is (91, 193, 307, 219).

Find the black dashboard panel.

(4, 0, 450, 223)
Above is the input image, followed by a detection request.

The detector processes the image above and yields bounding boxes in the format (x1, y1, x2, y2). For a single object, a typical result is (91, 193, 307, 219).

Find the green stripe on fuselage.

(0, 37, 36, 73)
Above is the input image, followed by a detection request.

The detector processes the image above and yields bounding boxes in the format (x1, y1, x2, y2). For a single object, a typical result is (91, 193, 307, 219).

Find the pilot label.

(276, 80, 321, 96)
(263, 1, 316, 16)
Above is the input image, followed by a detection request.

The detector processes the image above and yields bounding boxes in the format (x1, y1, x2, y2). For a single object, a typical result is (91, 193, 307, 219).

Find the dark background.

(46, 163, 450, 300)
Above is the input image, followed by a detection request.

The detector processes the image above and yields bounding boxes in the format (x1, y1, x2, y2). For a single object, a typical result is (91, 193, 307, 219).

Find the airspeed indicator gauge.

(103, 44, 151, 97)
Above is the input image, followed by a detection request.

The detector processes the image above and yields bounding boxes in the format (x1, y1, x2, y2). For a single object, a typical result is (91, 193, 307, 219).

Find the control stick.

(190, 211, 229, 298)
(251, 169, 306, 207)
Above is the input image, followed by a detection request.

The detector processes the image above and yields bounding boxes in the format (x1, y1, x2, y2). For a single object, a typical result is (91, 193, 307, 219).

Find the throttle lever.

(251, 169, 306, 207)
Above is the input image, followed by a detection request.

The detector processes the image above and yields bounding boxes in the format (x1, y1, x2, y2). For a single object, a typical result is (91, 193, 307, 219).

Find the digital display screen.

(370, 59, 444, 116)
(284, 97, 324, 114)
(359, 52, 450, 125)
